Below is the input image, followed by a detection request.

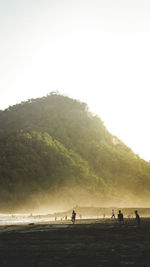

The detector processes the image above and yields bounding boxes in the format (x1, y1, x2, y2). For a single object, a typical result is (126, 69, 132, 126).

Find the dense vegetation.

(0, 93, 150, 211)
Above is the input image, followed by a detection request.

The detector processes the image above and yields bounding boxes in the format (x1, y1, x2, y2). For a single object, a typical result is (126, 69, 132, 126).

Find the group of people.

(111, 209, 141, 225)
(70, 209, 141, 225)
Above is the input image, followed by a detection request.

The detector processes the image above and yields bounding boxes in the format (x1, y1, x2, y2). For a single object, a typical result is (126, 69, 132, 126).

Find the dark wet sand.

(0, 218, 150, 267)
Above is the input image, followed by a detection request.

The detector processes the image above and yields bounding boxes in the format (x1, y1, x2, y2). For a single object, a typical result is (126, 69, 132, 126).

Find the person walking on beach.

(118, 210, 124, 224)
(111, 209, 115, 219)
(71, 210, 76, 224)
(135, 210, 140, 225)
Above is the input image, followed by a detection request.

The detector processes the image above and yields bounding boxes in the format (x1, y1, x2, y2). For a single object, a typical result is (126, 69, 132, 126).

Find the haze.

(0, 0, 150, 161)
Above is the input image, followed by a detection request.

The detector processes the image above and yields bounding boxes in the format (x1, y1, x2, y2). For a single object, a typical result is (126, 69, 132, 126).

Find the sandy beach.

(0, 218, 150, 266)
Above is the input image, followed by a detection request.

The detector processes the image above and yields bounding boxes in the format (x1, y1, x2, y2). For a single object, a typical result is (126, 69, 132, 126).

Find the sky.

(0, 0, 150, 161)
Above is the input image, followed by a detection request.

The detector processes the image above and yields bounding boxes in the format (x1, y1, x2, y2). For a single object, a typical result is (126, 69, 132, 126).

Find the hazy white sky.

(0, 0, 150, 161)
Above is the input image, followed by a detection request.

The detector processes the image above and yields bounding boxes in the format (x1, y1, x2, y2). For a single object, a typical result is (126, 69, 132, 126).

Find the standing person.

(111, 209, 115, 219)
(118, 210, 124, 224)
(135, 210, 140, 225)
(71, 210, 76, 224)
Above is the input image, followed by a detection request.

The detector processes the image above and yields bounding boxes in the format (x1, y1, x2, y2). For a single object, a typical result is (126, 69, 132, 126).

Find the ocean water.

(0, 213, 57, 225)
(0, 214, 106, 225)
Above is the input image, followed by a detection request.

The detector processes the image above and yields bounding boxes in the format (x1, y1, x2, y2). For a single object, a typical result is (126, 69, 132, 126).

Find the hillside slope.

(0, 93, 150, 211)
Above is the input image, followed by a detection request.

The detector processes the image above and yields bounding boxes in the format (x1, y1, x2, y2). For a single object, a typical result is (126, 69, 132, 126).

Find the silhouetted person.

(135, 210, 140, 225)
(111, 209, 115, 219)
(71, 210, 76, 224)
(118, 210, 124, 224)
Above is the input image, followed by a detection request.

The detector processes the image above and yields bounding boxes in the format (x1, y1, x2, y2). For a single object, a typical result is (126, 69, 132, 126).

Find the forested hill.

(0, 93, 150, 211)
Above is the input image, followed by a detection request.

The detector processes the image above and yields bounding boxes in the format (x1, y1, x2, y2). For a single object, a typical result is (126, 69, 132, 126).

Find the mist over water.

(1, 185, 150, 215)
(1, 185, 150, 226)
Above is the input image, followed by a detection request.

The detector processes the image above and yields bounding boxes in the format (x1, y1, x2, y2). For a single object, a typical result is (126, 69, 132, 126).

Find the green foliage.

(0, 93, 150, 209)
